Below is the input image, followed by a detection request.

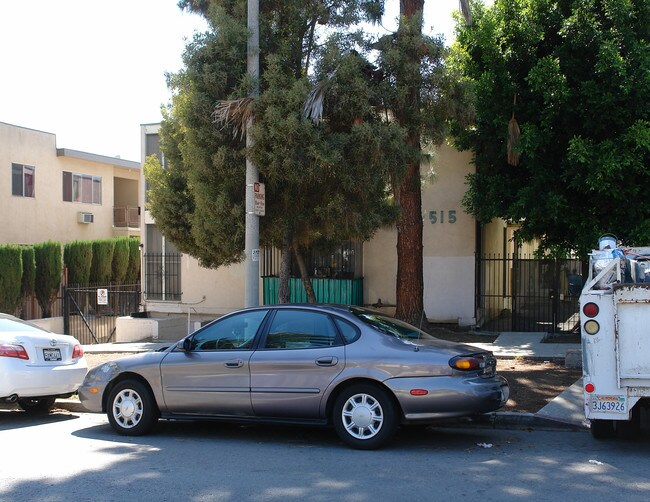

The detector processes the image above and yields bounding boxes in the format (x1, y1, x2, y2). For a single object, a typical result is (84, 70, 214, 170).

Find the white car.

(0, 313, 88, 413)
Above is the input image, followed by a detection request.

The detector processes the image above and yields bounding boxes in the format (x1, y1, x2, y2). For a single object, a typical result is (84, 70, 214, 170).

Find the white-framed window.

(11, 163, 35, 198)
(62, 171, 102, 204)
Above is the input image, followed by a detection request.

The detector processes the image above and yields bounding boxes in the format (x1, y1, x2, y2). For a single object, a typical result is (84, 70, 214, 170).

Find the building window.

(62, 172, 102, 204)
(12, 163, 35, 197)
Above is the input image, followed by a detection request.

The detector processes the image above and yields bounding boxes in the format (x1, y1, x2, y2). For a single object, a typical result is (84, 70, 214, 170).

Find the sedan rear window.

(0, 318, 46, 333)
(352, 311, 436, 342)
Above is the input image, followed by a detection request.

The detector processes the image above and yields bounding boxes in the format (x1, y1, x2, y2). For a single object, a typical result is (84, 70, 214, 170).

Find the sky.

(0, 1, 465, 162)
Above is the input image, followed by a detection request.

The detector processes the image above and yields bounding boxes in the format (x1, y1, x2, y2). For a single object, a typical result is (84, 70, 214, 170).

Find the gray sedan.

(79, 305, 509, 449)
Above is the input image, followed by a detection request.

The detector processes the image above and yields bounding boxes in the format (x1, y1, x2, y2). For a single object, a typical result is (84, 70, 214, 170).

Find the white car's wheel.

(333, 384, 398, 450)
(107, 380, 158, 436)
(18, 398, 56, 414)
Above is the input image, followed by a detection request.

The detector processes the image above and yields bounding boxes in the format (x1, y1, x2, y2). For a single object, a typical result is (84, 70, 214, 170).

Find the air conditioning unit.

(77, 212, 94, 224)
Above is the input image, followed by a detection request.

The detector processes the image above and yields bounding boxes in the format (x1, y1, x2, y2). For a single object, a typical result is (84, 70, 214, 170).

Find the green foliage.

(112, 238, 130, 284)
(0, 245, 23, 314)
(64, 240, 93, 285)
(125, 238, 141, 284)
(150, 0, 404, 270)
(33, 241, 62, 318)
(20, 246, 35, 297)
(454, 0, 650, 255)
(90, 239, 115, 284)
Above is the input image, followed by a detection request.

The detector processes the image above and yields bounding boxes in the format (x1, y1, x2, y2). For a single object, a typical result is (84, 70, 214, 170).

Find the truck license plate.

(43, 348, 62, 361)
(590, 395, 626, 414)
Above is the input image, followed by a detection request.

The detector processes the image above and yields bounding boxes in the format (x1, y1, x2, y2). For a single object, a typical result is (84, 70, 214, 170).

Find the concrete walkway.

(71, 332, 587, 430)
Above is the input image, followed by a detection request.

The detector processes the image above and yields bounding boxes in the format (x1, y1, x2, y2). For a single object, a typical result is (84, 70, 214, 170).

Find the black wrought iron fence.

(64, 284, 140, 344)
(477, 254, 583, 333)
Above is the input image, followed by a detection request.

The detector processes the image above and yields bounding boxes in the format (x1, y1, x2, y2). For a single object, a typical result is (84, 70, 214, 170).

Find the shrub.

(0, 245, 23, 315)
(34, 241, 62, 318)
(20, 246, 35, 297)
(64, 240, 93, 285)
(112, 237, 130, 284)
(125, 238, 141, 284)
(90, 239, 115, 284)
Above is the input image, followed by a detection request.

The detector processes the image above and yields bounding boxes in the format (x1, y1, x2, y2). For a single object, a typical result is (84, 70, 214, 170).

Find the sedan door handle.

(224, 359, 244, 368)
(316, 356, 338, 367)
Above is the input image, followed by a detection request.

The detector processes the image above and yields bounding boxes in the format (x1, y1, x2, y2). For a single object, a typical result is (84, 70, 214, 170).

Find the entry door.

(249, 309, 345, 419)
(160, 309, 268, 416)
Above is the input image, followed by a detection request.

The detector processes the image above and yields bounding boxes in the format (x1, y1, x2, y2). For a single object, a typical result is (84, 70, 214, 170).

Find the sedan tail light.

(449, 353, 496, 375)
(72, 344, 84, 359)
(0, 343, 29, 360)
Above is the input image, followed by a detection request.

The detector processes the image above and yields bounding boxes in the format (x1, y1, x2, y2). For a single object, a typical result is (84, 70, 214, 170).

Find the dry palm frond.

(507, 111, 521, 167)
(212, 97, 254, 140)
(459, 0, 472, 26)
(303, 81, 326, 124)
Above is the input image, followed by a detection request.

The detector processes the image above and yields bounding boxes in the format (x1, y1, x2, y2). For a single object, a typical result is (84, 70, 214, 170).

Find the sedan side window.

(190, 310, 267, 351)
(265, 310, 338, 349)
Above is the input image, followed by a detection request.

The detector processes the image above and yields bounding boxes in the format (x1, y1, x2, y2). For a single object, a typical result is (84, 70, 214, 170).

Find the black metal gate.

(476, 255, 583, 333)
(64, 285, 141, 344)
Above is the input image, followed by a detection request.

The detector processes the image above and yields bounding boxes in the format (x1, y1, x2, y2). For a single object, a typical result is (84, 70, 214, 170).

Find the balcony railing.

(113, 206, 140, 228)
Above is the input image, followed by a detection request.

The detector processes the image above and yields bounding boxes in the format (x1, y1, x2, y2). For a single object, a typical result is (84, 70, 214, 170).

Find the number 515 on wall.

(428, 210, 457, 224)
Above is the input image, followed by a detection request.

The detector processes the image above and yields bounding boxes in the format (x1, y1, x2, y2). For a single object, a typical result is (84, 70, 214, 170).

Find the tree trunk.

(394, 0, 425, 326)
(278, 233, 291, 304)
(293, 244, 317, 303)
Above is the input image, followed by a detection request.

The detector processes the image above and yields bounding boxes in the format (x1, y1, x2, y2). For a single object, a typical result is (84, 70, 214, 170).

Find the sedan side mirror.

(177, 338, 193, 351)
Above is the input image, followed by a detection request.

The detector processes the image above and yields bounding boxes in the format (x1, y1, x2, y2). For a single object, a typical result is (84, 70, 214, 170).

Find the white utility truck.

(580, 238, 650, 438)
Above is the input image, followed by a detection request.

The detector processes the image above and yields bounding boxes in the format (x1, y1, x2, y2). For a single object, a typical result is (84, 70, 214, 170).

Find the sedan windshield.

(351, 310, 436, 342)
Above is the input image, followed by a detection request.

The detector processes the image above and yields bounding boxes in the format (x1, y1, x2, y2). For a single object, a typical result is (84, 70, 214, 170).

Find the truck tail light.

(585, 383, 595, 393)
(583, 302, 599, 318)
(584, 320, 600, 335)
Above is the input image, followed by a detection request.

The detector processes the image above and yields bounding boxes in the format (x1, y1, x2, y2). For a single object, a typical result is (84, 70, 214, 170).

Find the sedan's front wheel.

(107, 379, 158, 436)
(332, 384, 398, 450)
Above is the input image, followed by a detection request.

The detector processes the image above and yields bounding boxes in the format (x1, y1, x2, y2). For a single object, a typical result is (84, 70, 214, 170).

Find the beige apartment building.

(1, 121, 141, 246)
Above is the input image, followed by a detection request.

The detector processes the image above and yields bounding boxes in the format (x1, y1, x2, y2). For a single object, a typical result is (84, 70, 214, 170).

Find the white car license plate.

(590, 395, 626, 414)
(43, 348, 62, 361)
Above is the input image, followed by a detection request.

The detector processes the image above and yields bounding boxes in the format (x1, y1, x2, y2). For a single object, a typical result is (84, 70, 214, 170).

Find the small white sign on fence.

(97, 288, 108, 306)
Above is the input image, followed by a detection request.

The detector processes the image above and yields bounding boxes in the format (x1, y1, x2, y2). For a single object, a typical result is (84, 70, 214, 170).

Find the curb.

(460, 411, 588, 431)
(53, 400, 588, 431)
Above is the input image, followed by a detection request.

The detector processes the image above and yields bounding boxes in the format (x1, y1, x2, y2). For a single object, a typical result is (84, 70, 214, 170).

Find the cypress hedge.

(125, 238, 141, 284)
(112, 237, 130, 284)
(64, 240, 93, 285)
(34, 241, 62, 318)
(0, 245, 23, 315)
(20, 246, 35, 298)
(90, 239, 115, 284)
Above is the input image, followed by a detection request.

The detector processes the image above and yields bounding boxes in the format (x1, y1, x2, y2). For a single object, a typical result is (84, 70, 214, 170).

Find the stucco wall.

(364, 143, 477, 324)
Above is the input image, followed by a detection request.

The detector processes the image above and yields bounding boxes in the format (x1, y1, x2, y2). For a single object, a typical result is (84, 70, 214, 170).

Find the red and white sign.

(254, 182, 265, 216)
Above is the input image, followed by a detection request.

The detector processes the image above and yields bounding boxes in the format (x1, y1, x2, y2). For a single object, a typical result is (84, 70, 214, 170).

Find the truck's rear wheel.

(590, 419, 616, 439)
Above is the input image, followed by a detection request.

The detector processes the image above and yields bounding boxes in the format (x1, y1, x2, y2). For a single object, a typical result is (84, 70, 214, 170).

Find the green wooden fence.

(262, 277, 363, 305)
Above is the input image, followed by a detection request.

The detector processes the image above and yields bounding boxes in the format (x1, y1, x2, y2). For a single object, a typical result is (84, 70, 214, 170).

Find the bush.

(0, 245, 23, 315)
(112, 237, 130, 284)
(90, 239, 115, 284)
(64, 240, 93, 285)
(34, 241, 62, 318)
(20, 246, 35, 297)
(125, 238, 141, 284)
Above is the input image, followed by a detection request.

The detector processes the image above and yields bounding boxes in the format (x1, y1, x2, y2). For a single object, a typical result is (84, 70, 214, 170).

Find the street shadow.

(0, 408, 79, 431)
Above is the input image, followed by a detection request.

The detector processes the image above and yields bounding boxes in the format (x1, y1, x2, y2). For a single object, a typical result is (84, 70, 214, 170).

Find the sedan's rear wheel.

(18, 398, 56, 414)
(333, 384, 398, 450)
(107, 379, 158, 436)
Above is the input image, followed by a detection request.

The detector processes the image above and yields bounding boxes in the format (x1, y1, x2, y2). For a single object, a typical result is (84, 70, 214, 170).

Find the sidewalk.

(60, 332, 587, 431)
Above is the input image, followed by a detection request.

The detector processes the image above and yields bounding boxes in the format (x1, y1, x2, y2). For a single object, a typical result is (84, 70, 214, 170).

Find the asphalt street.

(1, 409, 650, 502)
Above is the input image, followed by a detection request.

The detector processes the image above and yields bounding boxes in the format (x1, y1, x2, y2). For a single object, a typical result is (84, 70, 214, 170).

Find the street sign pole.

(244, 0, 260, 307)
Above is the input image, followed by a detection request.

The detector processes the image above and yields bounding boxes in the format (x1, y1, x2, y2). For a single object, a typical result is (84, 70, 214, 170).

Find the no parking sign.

(97, 288, 108, 305)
